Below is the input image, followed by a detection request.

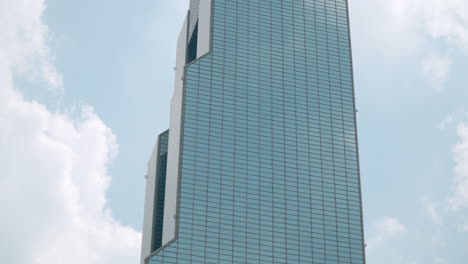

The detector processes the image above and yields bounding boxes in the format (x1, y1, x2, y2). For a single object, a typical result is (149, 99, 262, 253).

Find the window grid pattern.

(188, 0, 200, 39)
(152, 130, 170, 252)
(149, 0, 365, 263)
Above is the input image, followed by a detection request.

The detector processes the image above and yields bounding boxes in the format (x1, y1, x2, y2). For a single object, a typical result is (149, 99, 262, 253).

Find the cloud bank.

(0, 0, 141, 263)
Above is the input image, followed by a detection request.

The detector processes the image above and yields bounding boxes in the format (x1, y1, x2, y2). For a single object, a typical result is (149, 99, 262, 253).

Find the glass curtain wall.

(148, 0, 365, 263)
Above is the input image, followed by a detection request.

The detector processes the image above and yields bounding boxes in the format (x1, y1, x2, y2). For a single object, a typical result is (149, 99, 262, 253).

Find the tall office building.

(141, 0, 366, 263)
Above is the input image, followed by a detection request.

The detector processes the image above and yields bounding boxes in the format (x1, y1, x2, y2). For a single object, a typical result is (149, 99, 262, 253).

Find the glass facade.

(151, 130, 169, 252)
(144, 0, 365, 263)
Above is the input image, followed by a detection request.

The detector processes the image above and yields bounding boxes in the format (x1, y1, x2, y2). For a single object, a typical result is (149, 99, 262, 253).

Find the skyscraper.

(141, 0, 366, 263)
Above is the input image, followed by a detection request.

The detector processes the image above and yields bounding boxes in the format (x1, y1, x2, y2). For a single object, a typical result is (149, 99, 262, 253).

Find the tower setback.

(141, 0, 366, 263)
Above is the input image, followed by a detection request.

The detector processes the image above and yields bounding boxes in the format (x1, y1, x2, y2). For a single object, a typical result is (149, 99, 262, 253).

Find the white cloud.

(438, 115, 454, 130)
(387, 0, 468, 51)
(0, 0, 141, 263)
(416, 0, 468, 90)
(367, 217, 406, 250)
(0, 0, 62, 90)
(376, 217, 406, 235)
(421, 54, 452, 91)
(354, 0, 467, 90)
(420, 0, 468, 52)
(392, 0, 467, 90)
(448, 122, 468, 211)
(426, 204, 443, 225)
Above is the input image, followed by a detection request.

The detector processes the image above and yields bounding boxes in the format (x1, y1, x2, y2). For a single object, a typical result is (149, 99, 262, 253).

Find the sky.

(0, 0, 467, 263)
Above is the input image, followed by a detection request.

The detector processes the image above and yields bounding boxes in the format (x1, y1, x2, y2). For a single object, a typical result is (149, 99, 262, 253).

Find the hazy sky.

(1, 0, 467, 263)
